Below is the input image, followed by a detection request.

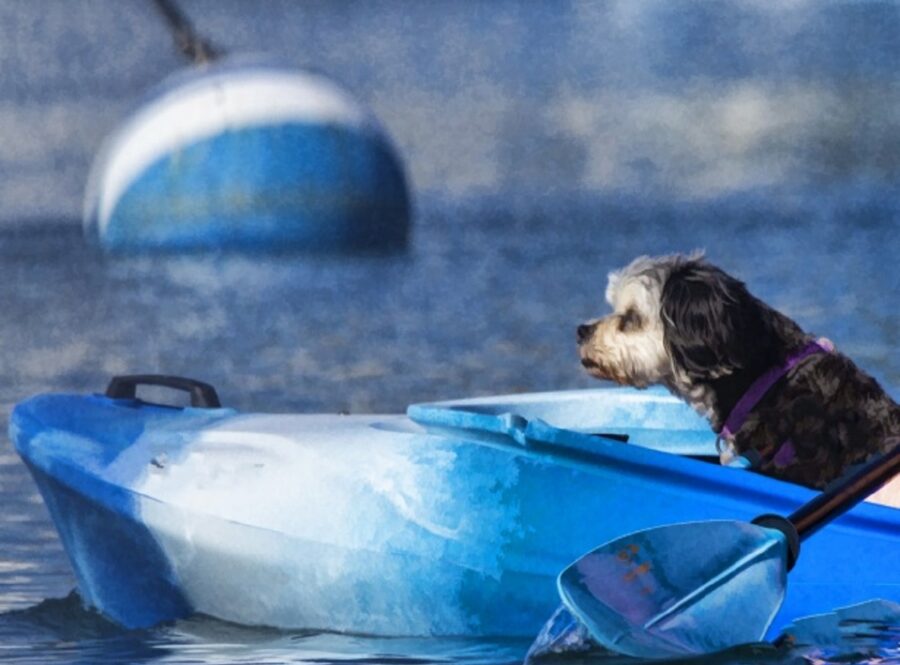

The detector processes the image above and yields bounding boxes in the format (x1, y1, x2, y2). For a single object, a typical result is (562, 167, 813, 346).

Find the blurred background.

(0, 0, 900, 223)
(0, 0, 896, 414)
(4, 0, 900, 221)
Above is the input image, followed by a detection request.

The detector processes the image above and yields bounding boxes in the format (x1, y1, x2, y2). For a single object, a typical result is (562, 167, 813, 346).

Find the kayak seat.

(408, 387, 720, 460)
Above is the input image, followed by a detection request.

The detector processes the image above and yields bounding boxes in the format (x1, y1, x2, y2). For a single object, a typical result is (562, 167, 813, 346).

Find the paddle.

(557, 444, 900, 659)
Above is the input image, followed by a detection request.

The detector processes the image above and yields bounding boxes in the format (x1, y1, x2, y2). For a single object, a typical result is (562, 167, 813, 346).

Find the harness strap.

(720, 337, 834, 440)
(717, 338, 834, 469)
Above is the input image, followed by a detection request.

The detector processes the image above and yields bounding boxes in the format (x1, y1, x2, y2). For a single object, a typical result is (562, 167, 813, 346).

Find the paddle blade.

(558, 520, 788, 659)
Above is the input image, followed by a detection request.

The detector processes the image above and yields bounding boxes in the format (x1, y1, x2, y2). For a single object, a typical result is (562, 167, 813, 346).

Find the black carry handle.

(753, 441, 900, 570)
(106, 374, 222, 408)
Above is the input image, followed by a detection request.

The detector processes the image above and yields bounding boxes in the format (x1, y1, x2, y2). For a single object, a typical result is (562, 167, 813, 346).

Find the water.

(0, 193, 897, 663)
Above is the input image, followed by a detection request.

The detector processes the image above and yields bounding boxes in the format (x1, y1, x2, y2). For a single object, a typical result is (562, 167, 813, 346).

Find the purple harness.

(719, 338, 834, 467)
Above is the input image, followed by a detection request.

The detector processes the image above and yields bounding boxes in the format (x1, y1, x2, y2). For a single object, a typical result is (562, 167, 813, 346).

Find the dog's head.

(578, 254, 778, 388)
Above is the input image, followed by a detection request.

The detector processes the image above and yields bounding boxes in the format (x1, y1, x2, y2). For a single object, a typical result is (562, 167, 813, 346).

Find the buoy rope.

(151, 0, 222, 64)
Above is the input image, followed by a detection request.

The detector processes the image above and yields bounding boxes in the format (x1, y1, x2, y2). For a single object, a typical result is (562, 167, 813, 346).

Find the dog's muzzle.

(577, 323, 595, 344)
(577, 322, 601, 370)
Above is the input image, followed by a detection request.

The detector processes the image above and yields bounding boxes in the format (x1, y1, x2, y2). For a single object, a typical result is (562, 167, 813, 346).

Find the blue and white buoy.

(84, 58, 410, 252)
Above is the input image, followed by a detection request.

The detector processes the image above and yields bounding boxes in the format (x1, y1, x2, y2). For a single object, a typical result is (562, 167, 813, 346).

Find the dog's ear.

(661, 262, 775, 379)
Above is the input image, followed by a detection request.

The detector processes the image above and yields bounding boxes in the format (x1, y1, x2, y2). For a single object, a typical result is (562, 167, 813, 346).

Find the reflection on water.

(0, 591, 529, 664)
(0, 193, 897, 663)
(1, 592, 897, 664)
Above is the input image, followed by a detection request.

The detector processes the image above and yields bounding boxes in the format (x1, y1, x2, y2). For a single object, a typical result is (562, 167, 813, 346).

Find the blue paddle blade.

(558, 520, 788, 659)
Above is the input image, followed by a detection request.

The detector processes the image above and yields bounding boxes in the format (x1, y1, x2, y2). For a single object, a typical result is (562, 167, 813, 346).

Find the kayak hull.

(24, 464, 191, 627)
(10, 387, 900, 636)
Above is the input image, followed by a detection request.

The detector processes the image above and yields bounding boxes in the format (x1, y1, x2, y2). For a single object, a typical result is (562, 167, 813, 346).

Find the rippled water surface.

(0, 194, 897, 663)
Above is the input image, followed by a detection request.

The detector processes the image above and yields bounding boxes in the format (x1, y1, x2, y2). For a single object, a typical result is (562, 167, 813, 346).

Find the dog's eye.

(618, 308, 643, 332)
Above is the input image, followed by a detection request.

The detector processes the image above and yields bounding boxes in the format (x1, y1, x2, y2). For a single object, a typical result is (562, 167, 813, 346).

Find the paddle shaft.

(789, 442, 900, 541)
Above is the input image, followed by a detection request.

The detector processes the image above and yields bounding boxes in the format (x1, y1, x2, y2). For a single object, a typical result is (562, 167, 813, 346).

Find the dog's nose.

(577, 323, 594, 343)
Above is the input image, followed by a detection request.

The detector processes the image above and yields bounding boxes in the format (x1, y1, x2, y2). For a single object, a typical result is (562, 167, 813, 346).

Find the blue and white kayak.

(10, 375, 899, 636)
(83, 58, 409, 252)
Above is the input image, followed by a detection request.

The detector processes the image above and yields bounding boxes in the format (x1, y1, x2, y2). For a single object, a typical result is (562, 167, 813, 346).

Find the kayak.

(10, 375, 899, 635)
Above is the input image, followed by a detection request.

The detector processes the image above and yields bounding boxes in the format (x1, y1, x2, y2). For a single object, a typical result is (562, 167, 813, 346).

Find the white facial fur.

(578, 255, 675, 388)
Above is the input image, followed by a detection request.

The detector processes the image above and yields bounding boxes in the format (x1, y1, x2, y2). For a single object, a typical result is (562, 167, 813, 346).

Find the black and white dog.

(577, 253, 899, 501)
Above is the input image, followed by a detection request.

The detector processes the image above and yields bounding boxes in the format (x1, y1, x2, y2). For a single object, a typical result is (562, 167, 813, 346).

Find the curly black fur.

(661, 259, 900, 489)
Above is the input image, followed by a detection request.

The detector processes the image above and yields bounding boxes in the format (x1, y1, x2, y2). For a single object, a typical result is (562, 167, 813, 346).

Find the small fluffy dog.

(577, 253, 899, 496)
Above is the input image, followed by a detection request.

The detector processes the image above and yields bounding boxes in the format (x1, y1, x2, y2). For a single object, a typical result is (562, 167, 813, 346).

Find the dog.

(577, 253, 899, 503)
